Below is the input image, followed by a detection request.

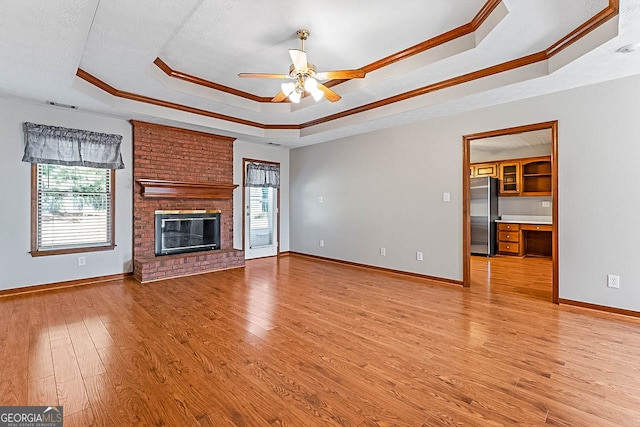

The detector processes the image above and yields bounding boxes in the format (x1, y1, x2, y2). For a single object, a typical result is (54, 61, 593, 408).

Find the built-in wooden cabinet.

(471, 156, 551, 197)
(497, 222, 552, 257)
(470, 162, 498, 178)
(497, 223, 522, 255)
(499, 162, 520, 195)
(521, 157, 552, 196)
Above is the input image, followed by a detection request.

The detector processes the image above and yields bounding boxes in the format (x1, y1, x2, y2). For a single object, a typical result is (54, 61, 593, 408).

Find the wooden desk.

(497, 222, 552, 257)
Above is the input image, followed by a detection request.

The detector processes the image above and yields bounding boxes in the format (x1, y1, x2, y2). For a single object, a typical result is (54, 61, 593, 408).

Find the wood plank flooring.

(1, 255, 640, 426)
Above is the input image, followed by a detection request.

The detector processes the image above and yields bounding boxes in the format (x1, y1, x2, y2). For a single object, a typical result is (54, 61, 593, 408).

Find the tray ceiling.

(1, 0, 638, 148)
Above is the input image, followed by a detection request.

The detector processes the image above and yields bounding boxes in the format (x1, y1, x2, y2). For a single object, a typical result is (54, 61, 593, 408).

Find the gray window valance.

(246, 162, 280, 188)
(21, 122, 125, 169)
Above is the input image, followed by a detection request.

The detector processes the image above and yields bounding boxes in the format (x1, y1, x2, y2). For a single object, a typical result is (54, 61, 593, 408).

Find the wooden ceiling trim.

(77, 0, 618, 133)
(153, 58, 274, 103)
(546, 0, 619, 58)
(470, 0, 503, 29)
(300, 52, 547, 129)
(362, 0, 502, 74)
(300, 0, 619, 129)
(76, 69, 299, 130)
(153, 1, 502, 100)
(360, 22, 473, 74)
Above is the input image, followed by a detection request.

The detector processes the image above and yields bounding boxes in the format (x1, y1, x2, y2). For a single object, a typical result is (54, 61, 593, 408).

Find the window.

(248, 186, 275, 247)
(31, 163, 115, 256)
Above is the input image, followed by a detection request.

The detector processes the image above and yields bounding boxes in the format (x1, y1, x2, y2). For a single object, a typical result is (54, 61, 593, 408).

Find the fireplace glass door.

(245, 186, 278, 259)
(155, 211, 220, 256)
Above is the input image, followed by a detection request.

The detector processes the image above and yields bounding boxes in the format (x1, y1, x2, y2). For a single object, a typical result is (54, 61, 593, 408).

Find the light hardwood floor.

(1, 255, 639, 426)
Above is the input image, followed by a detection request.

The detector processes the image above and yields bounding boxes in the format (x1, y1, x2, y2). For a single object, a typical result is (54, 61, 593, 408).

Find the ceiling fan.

(238, 29, 366, 103)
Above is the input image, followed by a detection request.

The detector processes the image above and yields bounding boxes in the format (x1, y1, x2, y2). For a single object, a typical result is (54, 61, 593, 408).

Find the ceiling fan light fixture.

(239, 29, 361, 104)
(281, 82, 295, 96)
(304, 77, 324, 101)
(289, 91, 302, 103)
(310, 88, 324, 102)
(303, 77, 318, 92)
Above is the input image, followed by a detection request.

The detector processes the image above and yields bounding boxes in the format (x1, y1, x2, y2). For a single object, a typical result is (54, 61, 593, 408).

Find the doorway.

(243, 159, 280, 260)
(462, 121, 558, 303)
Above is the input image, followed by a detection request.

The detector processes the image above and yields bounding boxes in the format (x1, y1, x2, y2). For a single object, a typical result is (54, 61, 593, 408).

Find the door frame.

(462, 121, 559, 303)
(242, 158, 281, 257)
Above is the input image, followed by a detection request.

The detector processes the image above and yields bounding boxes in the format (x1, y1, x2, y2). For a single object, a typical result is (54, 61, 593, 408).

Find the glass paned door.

(245, 186, 278, 259)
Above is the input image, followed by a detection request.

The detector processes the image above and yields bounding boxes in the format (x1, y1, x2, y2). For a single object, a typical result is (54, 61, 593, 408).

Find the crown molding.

(76, 0, 619, 134)
(76, 69, 298, 130)
(153, 57, 274, 103)
(154, 0, 504, 102)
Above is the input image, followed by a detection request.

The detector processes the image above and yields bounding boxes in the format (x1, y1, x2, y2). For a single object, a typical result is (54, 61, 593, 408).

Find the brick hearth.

(131, 121, 244, 282)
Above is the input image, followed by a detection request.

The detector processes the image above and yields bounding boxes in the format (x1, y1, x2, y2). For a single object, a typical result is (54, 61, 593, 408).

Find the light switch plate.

(443, 192, 450, 202)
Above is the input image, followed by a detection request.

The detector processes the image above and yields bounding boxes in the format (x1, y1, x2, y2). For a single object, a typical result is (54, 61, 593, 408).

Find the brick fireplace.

(131, 121, 244, 282)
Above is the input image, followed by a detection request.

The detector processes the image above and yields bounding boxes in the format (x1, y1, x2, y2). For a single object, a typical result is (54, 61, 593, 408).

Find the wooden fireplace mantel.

(137, 179, 238, 199)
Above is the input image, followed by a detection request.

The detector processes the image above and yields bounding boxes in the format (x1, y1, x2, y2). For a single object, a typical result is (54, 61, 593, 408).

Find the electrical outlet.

(416, 251, 423, 261)
(319, 240, 324, 247)
(380, 247, 386, 256)
(542, 201, 551, 208)
(78, 256, 86, 266)
(317, 196, 324, 203)
(443, 192, 451, 202)
(607, 274, 620, 288)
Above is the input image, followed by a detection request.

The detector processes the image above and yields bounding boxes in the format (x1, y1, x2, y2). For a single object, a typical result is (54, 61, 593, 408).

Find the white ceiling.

(1, 0, 639, 148)
(471, 129, 551, 152)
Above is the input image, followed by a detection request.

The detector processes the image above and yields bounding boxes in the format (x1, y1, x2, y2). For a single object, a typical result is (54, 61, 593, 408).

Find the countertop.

(495, 215, 552, 225)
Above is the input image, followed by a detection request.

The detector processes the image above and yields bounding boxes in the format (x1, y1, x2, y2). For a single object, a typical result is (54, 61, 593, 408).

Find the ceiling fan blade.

(289, 49, 308, 72)
(315, 69, 366, 80)
(317, 83, 341, 102)
(272, 91, 288, 102)
(238, 73, 290, 79)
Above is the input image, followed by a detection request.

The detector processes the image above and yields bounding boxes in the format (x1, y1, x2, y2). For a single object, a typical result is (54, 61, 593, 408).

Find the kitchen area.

(469, 129, 553, 259)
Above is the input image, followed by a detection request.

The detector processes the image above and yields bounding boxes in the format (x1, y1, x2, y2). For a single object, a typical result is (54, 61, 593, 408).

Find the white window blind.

(36, 164, 113, 251)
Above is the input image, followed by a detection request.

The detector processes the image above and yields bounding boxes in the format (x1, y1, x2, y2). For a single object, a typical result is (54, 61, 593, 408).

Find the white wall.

(499, 196, 552, 217)
(290, 119, 463, 281)
(290, 73, 640, 312)
(0, 97, 133, 290)
(233, 141, 289, 252)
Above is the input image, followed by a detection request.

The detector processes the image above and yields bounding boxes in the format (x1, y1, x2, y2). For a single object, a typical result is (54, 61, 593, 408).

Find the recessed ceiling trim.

(77, 0, 619, 135)
(363, 0, 502, 74)
(471, 0, 504, 28)
(299, 52, 548, 129)
(545, 0, 618, 58)
(154, 57, 273, 103)
(154, 0, 505, 104)
(75, 69, 298, 130)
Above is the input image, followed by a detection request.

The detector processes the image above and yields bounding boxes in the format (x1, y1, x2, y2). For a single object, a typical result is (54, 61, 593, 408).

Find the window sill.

(30, 244, 116, 257)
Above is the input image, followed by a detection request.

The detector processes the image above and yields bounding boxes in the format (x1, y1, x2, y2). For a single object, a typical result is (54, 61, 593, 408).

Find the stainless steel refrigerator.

(470, 176, 498, 256)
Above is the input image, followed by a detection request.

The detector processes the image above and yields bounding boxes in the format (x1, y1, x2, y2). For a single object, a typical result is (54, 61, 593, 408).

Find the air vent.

(47, 101, 77, 109)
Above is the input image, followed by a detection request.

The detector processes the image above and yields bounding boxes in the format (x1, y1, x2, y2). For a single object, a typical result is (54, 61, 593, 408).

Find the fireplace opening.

(155, 210, 221, 256)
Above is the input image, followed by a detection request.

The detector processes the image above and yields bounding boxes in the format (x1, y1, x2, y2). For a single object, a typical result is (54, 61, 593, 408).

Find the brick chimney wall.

(131, 121, 244, 282)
